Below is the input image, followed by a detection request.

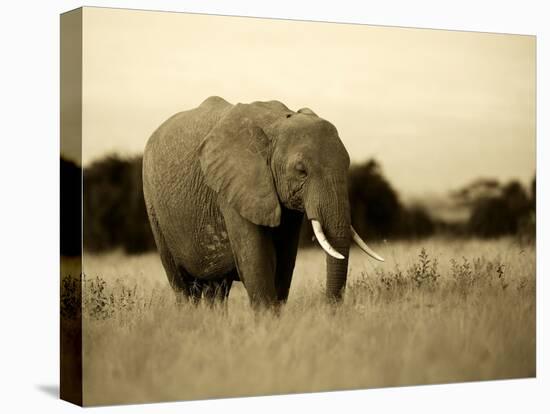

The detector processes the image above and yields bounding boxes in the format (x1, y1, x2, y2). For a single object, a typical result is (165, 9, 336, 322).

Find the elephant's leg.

(221, 204, 277, 309)
(146, 204, 195, 303)
(273, 209, 304, 303)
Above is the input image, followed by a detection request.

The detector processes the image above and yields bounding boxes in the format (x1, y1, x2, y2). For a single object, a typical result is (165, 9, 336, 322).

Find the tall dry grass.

(63, 238, 535, 405)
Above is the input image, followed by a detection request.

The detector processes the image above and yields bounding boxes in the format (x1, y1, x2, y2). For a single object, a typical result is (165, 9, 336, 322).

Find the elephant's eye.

(295, 161, 307, 177)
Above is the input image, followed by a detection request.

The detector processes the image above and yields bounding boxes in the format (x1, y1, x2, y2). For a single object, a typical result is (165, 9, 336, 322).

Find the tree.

(464, 179, 533, 237)
(83, 155, 155, 253)
(348, 159, 402, 239)
(60, 157, 82, 256)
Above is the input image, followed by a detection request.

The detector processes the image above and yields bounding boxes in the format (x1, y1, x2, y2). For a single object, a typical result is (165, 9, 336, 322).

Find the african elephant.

(143, 96, 383, 309)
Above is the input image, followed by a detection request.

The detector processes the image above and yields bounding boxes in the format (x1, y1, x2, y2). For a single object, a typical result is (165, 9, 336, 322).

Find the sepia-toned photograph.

(60, 7, 535, 406)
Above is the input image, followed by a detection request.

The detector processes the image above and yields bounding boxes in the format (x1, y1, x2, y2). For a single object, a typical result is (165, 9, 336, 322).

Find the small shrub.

(376, 265, 408, 294)
(350, 271, 376, 299)
(496, 262, 508, 290)
(61, 274, 82, 320)
(115, 279, 138, 312)
(407, 248, 440, 289)
(516, 277, 528, 292)
(450, 257, 474, 296)
(83, 275, 114, 320)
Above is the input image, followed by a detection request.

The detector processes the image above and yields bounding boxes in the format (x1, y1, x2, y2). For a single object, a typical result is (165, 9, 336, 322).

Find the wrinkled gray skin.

(143, 96, 351, 309)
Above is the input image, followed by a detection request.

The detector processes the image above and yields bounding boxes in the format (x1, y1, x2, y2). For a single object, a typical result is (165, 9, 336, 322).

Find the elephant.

(142, 96, 384, 309)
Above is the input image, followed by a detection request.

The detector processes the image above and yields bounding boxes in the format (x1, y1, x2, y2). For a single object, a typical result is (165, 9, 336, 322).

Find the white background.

(0, 1, 547, 412)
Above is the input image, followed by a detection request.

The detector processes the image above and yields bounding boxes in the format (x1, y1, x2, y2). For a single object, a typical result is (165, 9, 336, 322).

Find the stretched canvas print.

(60, 6, 536, 407)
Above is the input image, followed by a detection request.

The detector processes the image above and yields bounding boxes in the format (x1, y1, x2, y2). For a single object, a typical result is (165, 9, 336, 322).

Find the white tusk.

(311, 220, 345, 260)
(351, 226, 385, 262)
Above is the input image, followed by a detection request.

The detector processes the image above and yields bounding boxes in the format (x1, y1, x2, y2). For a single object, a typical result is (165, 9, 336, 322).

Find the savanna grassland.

(62, 238, 536, 406)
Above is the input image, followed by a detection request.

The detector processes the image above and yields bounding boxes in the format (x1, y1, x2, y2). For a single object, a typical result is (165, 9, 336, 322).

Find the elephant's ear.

(297, 107, 317, 116)
(199, 103, 281, 227)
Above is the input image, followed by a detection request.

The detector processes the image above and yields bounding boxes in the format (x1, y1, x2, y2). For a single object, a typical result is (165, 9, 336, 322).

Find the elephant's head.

(200, 100, 384, 300)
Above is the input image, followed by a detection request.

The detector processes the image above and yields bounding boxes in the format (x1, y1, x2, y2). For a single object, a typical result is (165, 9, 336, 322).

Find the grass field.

(64, 238, 535, 406)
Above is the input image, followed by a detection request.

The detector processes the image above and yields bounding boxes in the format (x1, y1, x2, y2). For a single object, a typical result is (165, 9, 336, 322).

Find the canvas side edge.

(60, 7, 83, 407)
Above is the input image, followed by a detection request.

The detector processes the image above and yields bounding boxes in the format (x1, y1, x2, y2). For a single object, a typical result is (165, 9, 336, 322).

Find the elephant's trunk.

(305, 177, 351, 301)
(324, 234, 350, 300)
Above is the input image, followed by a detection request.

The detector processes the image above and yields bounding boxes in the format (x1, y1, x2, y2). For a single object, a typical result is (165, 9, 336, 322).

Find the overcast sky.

(70, 7, 535, 196)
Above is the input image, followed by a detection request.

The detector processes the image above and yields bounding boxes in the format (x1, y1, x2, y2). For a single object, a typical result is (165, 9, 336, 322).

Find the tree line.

(60, 156, 535, 256)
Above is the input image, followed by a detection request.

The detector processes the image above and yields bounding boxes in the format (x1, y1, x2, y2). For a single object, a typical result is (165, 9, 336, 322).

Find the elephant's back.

(144, 97, 231, 160)
(143, 97, 235, 278)
(143, 97, 231, 190)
